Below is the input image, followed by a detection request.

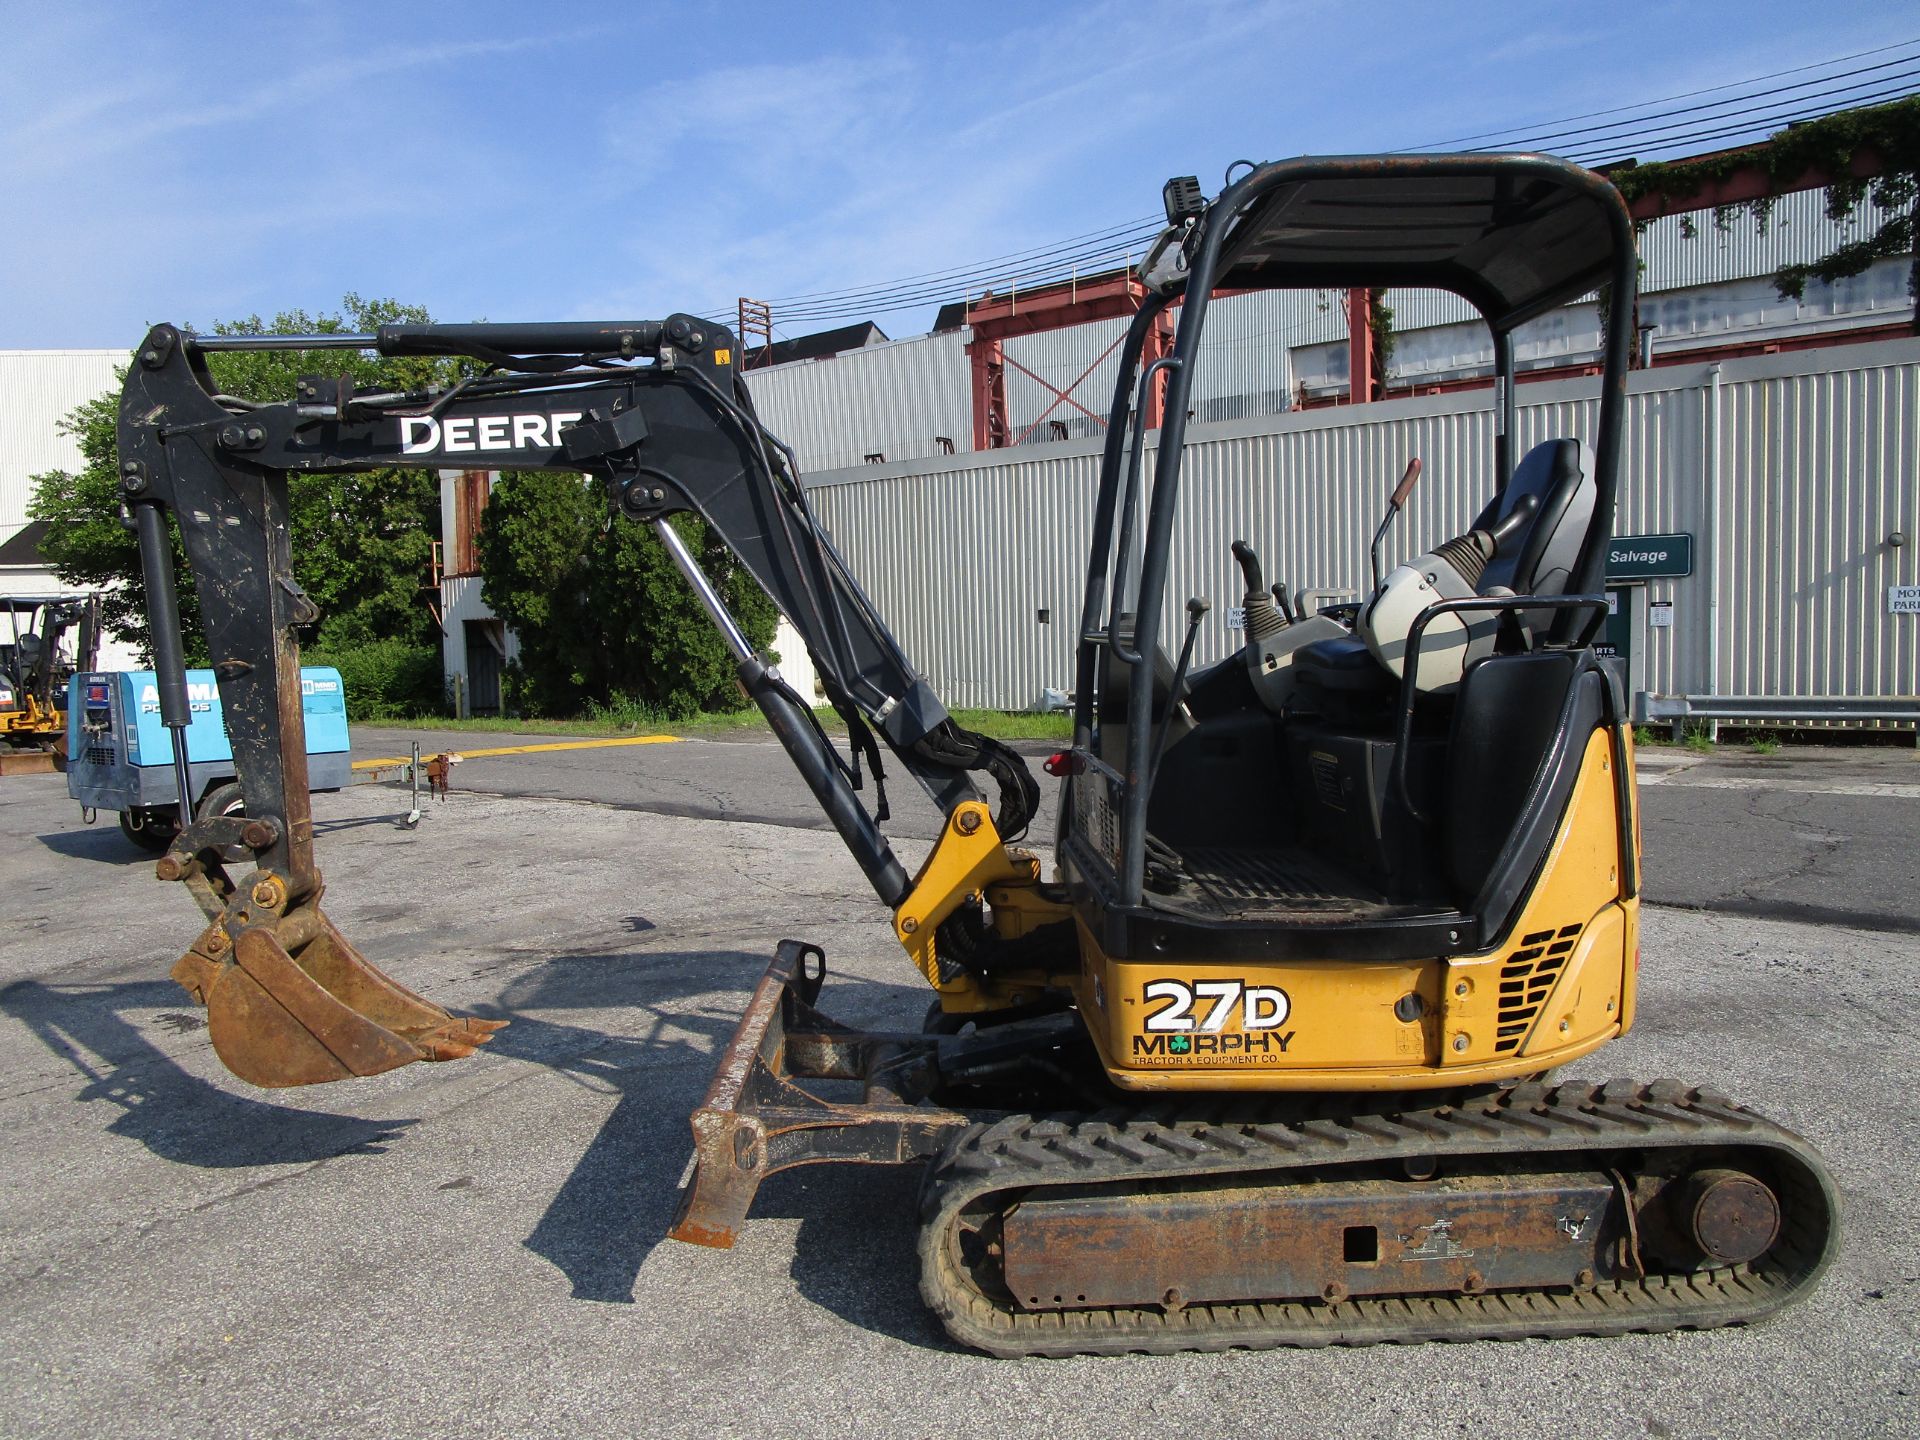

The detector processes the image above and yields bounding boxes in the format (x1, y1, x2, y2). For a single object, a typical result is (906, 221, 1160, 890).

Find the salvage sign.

(1606, 533, 1693, 579)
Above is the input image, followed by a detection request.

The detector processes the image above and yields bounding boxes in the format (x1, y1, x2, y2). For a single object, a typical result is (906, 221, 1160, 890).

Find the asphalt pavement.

(361, 726, 1920, 932)
(1, 734, 1916, 1438)
(354, 726, 1015, 842)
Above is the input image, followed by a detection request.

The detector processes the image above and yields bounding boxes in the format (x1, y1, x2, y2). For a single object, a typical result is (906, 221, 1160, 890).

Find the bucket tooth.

(172, 904, 502, 1089)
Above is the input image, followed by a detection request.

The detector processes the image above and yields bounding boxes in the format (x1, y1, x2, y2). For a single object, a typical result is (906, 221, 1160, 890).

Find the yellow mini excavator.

(118, 152, 1836, 1355)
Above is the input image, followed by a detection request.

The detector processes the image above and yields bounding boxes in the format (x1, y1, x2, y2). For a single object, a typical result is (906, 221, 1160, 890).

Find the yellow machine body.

(909, 725, 1638, 1093)
(3, 692, 66, 746)
(1078, 727, 1635, 1090)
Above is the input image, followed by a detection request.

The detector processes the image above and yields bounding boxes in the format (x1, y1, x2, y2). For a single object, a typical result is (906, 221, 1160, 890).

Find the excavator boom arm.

(115, 315, 1037, 1086)
(120, 318, 1038, 894)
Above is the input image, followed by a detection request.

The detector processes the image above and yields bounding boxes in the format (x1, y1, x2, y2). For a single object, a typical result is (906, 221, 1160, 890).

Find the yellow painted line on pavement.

(352, 734, 680, 770)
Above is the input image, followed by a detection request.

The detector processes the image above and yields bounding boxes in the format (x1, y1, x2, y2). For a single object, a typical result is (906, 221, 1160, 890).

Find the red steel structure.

(946, 141, 1901, 439)
(963, 272, 1176, 451)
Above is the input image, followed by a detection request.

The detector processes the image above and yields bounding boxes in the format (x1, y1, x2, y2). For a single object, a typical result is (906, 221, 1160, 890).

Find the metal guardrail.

(1636, 692, 1920, 738)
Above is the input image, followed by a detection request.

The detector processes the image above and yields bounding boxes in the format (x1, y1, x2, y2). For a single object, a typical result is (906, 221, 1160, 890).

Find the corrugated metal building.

(738, 331, 972, 475)
(742, 190, 1913, 471)
(801, 339, 1920, 715)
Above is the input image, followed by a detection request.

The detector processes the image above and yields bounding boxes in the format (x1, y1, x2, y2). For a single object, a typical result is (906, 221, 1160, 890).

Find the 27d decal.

(1141, 979, 1291, 1032)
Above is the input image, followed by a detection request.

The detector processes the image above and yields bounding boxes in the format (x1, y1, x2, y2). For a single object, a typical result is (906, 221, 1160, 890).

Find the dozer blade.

(171, 911, 505, 1089)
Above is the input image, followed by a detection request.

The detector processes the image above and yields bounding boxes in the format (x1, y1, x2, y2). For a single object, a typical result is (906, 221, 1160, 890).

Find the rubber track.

(917, 1078, 1839, 1357)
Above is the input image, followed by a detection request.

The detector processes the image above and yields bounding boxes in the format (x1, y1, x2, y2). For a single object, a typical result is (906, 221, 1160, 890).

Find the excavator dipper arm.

(116, 316, 1039, 1086)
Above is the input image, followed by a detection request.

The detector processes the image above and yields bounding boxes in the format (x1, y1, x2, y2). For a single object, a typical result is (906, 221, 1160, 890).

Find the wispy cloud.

(2, 0, 1907, 348)
(4, 28, 599, 180)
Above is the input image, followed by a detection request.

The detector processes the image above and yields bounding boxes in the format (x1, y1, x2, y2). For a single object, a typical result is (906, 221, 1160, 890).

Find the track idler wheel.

(1676, 1167, 1782, 1266)
(171, 900, 504, 1088)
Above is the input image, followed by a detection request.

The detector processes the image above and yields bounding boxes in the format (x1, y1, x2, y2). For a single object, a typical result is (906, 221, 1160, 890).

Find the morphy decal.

(1130, 978, 1296, 1064)
(1132, 1030, 1295, 1060)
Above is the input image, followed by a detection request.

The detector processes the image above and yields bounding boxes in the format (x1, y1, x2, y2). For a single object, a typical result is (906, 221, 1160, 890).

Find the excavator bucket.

(171, 911, 504, 1089)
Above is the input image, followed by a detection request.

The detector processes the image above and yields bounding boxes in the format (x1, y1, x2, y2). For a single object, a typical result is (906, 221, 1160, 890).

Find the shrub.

(307, 637, 443, 721)
(476, 473, 776, 718)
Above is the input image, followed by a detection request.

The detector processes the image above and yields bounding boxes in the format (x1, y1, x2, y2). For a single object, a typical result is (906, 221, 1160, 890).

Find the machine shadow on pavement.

(479, 943, 941, 1341)
(771, 1164, 952, 1348)
(34, 808, 422, 868)
(33, 828, 155, 866)
(0, 978, 415, 1166)
(468, 946, 751, 1305)
(2, 943, 965, 1344)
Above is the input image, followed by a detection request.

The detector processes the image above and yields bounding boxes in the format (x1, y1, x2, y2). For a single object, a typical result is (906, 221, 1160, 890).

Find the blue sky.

(2, 1, 1911, 349)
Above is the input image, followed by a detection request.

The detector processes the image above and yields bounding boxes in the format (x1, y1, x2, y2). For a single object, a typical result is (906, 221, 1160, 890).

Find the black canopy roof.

(1206, 154, 1631, 331)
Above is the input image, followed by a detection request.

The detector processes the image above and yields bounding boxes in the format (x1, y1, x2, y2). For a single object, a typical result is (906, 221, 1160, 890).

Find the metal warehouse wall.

(804, 339, 1920, 712)
(1002, 291, 1319, 443)
(737, 331, 971, 473)
(745, 189, 1910, 472)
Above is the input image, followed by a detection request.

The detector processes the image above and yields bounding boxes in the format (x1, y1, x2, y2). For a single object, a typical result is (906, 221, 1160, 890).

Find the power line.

(699, 216, 1164, 326)
(723, 213, 1163, 308)
(757, 221, 1163, 320)
(726, 38, 1920, 332)
(718, 232, 1165, 328)
(1559, 79, 1920, 164)
(760, 233, 1164, 325)
(1408, 36, 1920, 149)
(1462, 58, 1920, 154)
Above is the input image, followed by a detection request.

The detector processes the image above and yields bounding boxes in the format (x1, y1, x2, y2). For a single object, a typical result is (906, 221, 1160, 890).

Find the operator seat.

(1470, 438, 1595, 638)
(1291, 438, 1597, 701)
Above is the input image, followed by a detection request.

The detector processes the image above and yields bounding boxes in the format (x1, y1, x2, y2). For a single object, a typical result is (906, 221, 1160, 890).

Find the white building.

(0, 349, 142, 671)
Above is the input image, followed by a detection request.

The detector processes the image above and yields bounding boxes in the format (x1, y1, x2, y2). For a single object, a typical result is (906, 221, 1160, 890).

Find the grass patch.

(377, 713, 686, 739)
(948, 708, 1073, 742)
(362, 706, 1073, 744)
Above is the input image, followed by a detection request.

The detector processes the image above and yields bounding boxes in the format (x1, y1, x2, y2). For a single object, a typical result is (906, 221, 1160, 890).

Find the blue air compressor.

(65, 667, 352, 850)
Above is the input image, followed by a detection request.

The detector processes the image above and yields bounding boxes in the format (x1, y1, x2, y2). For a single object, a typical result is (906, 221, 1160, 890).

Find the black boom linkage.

(117, 314, 1039, 910)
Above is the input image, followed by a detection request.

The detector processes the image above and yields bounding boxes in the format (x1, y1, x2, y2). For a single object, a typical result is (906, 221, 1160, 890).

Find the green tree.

(476, 470, 777, 718)
(28, 296, 454, 697)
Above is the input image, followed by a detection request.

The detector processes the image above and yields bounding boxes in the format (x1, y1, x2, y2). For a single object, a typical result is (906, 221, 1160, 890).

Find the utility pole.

(737, 298, 773, 369)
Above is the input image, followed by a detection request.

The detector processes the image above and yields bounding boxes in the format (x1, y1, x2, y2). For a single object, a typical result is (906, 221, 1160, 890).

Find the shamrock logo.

(1169, 1035, 1192, 1054)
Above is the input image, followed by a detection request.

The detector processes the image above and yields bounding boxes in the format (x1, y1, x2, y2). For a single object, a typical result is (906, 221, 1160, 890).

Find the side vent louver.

(1494, 922, 1583, 1053)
